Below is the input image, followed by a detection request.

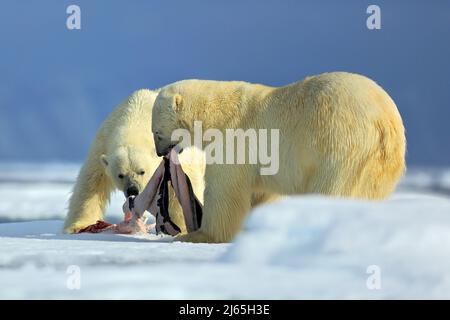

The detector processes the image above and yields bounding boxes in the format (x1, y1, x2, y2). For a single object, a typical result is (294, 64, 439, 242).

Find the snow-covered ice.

(1, 163, 450, 299)
(0, 163, 124, 222)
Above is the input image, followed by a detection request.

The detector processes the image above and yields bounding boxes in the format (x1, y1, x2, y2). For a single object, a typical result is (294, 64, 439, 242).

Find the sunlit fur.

(153, 72, 406, 243)
(64, 89, 205, 233)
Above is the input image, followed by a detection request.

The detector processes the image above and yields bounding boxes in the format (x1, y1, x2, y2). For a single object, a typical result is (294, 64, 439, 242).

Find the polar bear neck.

(178, 80, 276, 131)
(105, 89, 157, 150)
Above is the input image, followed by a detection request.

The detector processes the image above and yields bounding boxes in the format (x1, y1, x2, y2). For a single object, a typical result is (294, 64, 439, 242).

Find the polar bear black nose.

(126, 186, 139, 197)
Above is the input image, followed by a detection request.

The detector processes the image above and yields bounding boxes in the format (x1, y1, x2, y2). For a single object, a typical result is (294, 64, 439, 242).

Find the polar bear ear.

(173, 94, 183, 112)
(100, 154, 109, 167)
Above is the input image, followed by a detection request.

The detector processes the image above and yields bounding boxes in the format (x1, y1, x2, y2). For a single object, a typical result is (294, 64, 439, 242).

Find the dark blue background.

(0, 0, 449, 165)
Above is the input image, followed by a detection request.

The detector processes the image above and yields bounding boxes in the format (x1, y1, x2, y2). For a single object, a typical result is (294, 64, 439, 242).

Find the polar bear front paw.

(63, 223, 85, 234)
(174, 230, 221, 243)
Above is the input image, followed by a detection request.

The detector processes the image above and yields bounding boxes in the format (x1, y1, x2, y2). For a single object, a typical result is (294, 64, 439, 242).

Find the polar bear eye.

(118, 174, 124, 179)
(138, 170, 145, 175)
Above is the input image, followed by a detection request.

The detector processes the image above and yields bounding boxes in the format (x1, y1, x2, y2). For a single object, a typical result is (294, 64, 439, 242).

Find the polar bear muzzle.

(156, 143, 177, 157)
(125, 185, 139, 197)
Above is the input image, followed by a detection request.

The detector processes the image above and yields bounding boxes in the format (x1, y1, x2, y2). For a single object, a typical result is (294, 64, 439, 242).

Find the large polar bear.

(63, 89, 206, 233)
(152, 72, 406, 243)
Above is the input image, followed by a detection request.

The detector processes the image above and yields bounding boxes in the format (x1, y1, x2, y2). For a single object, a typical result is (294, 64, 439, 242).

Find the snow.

(1, 163, 450, 299)
(0, 163, 124, 222)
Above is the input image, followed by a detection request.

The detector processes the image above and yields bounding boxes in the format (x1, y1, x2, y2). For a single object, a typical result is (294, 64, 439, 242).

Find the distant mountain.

(0, 0, 449, 165)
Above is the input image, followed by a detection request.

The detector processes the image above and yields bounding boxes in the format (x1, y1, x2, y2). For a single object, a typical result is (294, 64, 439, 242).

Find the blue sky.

(0, 0, 449, 165)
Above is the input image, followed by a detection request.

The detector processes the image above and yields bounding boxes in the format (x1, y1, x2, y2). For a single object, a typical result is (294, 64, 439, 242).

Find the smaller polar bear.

(152, 72, 406, 243)
(63, 89, 205, 233)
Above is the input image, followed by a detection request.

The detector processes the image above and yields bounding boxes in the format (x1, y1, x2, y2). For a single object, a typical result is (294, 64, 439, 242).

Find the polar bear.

(152, 72, 406, 243)
(63, 89, 206, 233)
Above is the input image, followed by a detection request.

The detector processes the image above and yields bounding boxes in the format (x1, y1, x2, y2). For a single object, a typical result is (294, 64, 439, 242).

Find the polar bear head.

(152, 79, 236, 156)
(101, 146, 154, 197)
(152, 92, 183, 156)
(152, 80, 201, 156)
